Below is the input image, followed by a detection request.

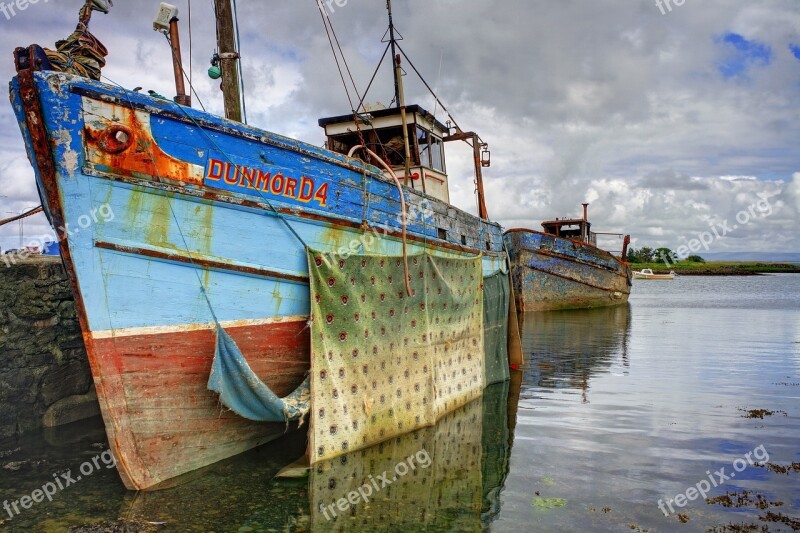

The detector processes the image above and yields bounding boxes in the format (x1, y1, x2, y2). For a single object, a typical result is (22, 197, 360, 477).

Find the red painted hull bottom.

(88, 319, 310, 490)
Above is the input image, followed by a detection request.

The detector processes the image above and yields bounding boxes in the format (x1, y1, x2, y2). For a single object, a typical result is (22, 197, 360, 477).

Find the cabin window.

(437, 228, 447, 240)
(461, 235, 467, 245)
(376, 126, 418, 166)
(327, 126, 420, 168)
(418, 129, 431, 168)
(416, 128, 445, 173)
(429, 135, 444, 172)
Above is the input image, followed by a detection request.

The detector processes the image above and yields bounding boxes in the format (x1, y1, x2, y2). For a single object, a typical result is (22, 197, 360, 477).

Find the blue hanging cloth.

(208, 326, 310, 423)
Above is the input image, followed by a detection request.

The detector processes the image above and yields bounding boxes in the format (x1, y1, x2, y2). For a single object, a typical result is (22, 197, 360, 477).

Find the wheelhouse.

(541, 218, 596, 245)
(319, 105, 451, 204)
(541, 203, 595, 244)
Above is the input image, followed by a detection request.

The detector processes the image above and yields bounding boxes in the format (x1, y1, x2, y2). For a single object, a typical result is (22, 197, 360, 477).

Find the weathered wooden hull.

(10, 70, 507, 490)
(504, 229, 632, 311)
(91, 319, 308, 490)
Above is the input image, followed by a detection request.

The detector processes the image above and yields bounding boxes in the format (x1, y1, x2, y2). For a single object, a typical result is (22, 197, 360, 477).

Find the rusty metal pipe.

(622, 235, 631, 261)
(348, 144, 412, 297)
(473, 136, 489, 220)
(168, 18, 191, 107)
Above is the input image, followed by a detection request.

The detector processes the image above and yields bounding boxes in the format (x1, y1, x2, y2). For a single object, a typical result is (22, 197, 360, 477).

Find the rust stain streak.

(86, 171, 504, 258)
(84, 102, 203, 185)
(517, 247, 628, 279)
(505, 227, 628, 269)
(521, 262, 631, 295)
(72, 86, 372, 177)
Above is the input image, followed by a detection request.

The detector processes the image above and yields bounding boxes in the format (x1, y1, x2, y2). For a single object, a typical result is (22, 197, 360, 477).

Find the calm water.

(1, 275, 798, 532)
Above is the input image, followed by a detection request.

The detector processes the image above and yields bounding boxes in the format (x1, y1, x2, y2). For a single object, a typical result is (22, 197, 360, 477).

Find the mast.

(384, 1, 412, 185)
(394, 54, 413, 187)
(214, 0, 243, 122)
(386, 0, 401, 107)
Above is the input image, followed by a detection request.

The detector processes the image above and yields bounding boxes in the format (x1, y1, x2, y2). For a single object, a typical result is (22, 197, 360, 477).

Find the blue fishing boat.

(10, 1, 512, 489)
(504, 204, 632, 311)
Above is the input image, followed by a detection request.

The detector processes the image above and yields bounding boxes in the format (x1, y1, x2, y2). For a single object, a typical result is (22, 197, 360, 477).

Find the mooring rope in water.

(348, 145, 411, 297)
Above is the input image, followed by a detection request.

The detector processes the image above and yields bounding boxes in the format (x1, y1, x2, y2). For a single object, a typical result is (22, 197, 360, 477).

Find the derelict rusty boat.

(504, 204, 632, 311)
(10, 0, 519, 490)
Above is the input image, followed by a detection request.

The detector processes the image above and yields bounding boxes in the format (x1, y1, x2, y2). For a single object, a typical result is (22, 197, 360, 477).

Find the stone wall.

(0, 256, 97, 440)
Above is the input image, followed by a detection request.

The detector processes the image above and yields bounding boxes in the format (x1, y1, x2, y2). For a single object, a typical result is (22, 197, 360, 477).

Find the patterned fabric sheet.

(307, 250, 485, 464)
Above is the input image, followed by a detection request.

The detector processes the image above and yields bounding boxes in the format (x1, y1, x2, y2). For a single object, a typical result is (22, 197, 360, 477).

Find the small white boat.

(633, 268, 676, 280)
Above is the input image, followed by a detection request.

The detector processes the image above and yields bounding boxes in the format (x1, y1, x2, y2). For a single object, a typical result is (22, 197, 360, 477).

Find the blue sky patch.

(790, 44, 800, 62)
(716, 32, 772, 78)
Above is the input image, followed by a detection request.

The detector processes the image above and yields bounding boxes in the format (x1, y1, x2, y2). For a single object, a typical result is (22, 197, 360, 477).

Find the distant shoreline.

(629, 261, 800, 276)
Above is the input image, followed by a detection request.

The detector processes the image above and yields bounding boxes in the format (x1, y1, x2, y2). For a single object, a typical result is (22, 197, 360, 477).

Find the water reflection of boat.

(110, 377, 521, 531)
(309, 378, 521, 531)
(520, 306, 631, 400)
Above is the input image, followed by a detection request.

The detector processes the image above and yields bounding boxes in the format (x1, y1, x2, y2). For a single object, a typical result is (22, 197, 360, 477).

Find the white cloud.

(1, 0, 798, 254)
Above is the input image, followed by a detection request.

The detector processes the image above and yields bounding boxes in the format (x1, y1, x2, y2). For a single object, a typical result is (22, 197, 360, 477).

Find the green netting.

(307, 249, 485, 464)
(483, 270, 511, 386)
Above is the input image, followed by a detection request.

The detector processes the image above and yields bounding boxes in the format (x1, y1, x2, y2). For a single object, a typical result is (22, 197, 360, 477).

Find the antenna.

(386, 0, 401, 107)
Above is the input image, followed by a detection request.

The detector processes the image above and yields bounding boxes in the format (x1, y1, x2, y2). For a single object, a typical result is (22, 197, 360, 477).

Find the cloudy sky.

(1, 0, 799, 256)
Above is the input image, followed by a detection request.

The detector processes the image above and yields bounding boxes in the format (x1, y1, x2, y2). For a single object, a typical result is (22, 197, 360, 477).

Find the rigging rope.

(348, 145, 411, 297)
(0, 206, 43, 228)
(160, 34, 207, 111)
(188, 0, 193, 98)
(313, 1, 357, 112)
(395, 42, 463, 134)
(231, 0, 248, 124)
(355, 42, 391, 114)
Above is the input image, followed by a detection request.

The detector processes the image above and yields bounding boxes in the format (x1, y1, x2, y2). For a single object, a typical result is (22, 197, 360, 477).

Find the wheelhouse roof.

(541, 218, 589, 227)
(318, 104, 449, 133)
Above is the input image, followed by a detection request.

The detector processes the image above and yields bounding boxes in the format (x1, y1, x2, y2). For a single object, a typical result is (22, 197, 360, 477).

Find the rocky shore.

(0, 256, 97, 442)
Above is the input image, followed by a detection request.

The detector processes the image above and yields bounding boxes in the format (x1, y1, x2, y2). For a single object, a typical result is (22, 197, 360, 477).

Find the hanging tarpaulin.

(208, 326, 310, 423)
(482, 270, 511, 386)
(307, 249, 485, 464)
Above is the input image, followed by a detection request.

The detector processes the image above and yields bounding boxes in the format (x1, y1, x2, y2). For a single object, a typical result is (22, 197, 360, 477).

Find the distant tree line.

(627, 246, 705, 264)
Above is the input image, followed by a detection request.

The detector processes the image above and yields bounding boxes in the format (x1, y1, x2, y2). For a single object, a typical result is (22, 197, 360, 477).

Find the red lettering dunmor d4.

(205, 157, 327, 206)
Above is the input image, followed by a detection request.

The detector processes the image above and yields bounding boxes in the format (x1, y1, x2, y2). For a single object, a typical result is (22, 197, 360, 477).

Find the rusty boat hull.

(504, 229, 632, 312)
(10, 69, 508, 490)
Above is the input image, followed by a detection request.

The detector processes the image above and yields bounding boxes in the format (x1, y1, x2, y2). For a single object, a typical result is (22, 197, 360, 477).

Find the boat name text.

(205, 158, 328, 207)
